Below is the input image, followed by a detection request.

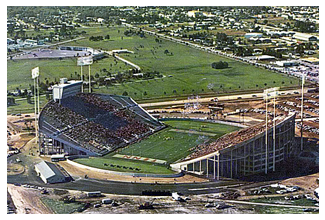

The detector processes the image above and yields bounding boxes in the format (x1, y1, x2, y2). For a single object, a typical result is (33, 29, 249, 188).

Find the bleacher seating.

(39, 93, 164, 155)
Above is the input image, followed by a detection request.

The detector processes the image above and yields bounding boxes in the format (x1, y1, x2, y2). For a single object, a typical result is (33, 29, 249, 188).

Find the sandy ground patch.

(7, 184, 53, 214)
(280, 173, 319, 194)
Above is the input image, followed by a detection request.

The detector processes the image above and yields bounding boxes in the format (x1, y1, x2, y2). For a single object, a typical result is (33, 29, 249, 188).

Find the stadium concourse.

(39, 90, 164, 156)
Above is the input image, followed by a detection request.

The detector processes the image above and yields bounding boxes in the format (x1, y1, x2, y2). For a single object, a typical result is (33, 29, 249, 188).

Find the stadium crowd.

(42, 101, 88, 129)
(42, 93, 153, 153)
(187, 118, 285, 159)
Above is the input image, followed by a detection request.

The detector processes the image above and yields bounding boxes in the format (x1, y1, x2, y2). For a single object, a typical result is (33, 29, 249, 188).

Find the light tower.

(300, 75, 305, 151)
(77, 56, 93, 93)
(32, 67, 40, 142)
(263, 87, 279, 174)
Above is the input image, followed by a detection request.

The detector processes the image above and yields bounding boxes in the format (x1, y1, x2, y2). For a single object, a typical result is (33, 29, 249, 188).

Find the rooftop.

(35, 160, 66, 179)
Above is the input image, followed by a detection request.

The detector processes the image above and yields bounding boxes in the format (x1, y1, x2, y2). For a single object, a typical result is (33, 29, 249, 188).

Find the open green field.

(7, 56, 131, 91)
(7, 95, 49, 115)
(8, 26, 301, 101)
(74, 119, 240, 174)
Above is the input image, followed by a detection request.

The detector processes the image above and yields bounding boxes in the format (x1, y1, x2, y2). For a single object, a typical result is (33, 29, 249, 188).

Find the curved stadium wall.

(170, 112, 296, 179)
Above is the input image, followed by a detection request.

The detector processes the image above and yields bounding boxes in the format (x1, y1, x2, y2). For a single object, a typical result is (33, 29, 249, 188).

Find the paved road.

(7, 152, 246, 196)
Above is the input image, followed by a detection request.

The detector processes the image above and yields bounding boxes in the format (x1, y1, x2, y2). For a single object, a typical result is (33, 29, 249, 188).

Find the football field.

(75, 119, 240, 174)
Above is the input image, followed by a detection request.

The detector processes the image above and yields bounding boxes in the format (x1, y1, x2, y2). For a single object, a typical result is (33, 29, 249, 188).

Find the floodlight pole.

(34, 77, 37, 139)
(273, 93, 276, 172)
(265, 95, 268, 175)
(81, 65, 83, 93)
(301, 76, 305, 151)
(89, 65, 91, 93)
(216, 151, 220, 181)
(37, 76, 40, 120)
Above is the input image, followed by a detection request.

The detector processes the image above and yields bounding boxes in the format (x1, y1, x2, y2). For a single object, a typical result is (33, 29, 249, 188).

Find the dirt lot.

(279, 173, 319, 195)
(7, 184, 53, 214)
(7, 114, 36, 150)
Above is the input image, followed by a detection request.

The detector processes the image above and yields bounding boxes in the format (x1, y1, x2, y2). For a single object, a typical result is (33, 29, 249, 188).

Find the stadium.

(38, 78, 296, 179)
(170, 112, 295, 179)
(39, 79, 164, 157)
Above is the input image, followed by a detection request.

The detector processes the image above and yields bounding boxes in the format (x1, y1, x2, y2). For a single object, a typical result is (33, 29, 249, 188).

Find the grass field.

(74, 119, 240, 174)
(7, 56, 131, 91)
(7, 95, 49, 114)
(8, 26, 301, 101)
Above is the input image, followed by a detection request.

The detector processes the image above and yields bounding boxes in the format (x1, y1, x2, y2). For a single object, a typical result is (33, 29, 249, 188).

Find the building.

(59, 46, 90, 52)
(51, 154, 66, 162)
(244, 33, 263, 39)
(293, 33, 318, 41)
(171, 113, 295, 179)
(39, 88, 164, 156)
(52, 79, 83, 102)
(275, 60, 298, 67)
(34, 160, 70, 184)
(187, 10, 209, 18)
(257, 55, 276, 61)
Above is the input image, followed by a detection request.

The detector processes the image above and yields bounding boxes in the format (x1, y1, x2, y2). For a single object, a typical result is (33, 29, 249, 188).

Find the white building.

(275, 60, 298, 67)
(34, 161, 68, 184)
(245, 33, 263, 39)
(52, 79, 82, 102)
(293, 33, 318, 41)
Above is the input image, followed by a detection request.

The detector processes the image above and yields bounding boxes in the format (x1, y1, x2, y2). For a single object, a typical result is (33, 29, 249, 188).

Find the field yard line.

(169, 128, 216, 136)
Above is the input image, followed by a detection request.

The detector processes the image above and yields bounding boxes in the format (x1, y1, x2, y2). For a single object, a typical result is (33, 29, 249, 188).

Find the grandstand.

(39, 93, 164, 156)
(170, 112, 296, 178)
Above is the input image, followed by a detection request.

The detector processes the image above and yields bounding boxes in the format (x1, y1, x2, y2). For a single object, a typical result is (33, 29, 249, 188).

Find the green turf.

(8, 26, 301, 100)
(74, 120, 240, 174)
(163, 119, 239, 134)
(75, 156, 175, 174)
(7, 95, 49, 114)
(117, 120, 240, 163)
(7, 56, 131, 91)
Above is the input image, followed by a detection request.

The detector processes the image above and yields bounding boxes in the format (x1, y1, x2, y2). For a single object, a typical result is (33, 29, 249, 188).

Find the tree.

(212, 61, 228, 69)
(122, 91, 128, 96)
(26, 94, 31, 104)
